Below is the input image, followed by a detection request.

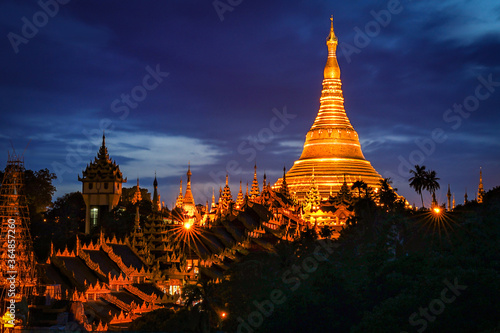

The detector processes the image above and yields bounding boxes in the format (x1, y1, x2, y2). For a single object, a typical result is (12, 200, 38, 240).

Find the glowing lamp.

(433, 207, 441, 214)
(184, 222, 192, 230)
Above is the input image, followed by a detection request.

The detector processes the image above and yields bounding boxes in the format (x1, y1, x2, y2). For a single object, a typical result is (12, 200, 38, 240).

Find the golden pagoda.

(276, 17, 383, 200)
(182, 164, 196, 215)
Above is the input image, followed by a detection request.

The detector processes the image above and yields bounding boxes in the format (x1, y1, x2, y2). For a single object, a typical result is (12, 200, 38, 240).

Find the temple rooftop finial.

(327, 14, 337, 43)
(324, 15, 340, 79)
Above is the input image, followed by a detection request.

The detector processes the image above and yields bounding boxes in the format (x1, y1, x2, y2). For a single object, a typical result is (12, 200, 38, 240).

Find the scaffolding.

(0, 152, 37, 330)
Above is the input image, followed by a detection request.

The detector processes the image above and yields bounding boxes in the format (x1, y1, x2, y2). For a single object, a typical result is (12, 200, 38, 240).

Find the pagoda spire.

(324, 15, 340, 80)
(276, 16, 383, 201)
(220, 174, 233, 212)
(97, 132, 110, 161)
(477, 167, 484, 203)
(152, 172, 159, 211)
(236, 180, 244, 208)
(183, 163, 195, 207)
(175, 179, 183, 208)
(211, 187, 215, 209)
(132, 178, 142, 204)
(250, 164, 260, 199)
(280, 166, 290, 197)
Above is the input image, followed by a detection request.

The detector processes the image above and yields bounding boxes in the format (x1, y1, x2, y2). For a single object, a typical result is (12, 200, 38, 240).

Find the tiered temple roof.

(250, 164, 260, 199)
(78, 135, 126, 184)
(37, 232, 166, 331)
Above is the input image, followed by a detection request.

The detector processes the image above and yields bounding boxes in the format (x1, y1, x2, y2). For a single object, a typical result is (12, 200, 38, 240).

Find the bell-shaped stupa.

(277, 16, 383, 200)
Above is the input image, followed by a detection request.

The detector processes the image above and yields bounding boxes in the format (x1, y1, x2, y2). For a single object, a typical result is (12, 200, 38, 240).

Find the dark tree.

(425, 169, 440, 200)
(35, 192, 85, 260)
(320, 224, 333, 239)
(0, 168, 57, 220)
(351, 180, 367, 198)
(377, 178, 398, 211)
(24, 168, 57, 214)
(409, 165, 427, 208)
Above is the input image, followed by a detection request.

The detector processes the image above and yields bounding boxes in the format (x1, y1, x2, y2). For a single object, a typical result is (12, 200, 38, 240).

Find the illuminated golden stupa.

(277, 17, 383, 200)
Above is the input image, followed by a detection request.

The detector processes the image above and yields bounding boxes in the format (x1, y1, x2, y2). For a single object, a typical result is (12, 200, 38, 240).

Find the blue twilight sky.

(1, 0, 499, 207)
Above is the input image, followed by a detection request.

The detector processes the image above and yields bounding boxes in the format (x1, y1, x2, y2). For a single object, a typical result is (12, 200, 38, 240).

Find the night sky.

(1, 0, 499, 208)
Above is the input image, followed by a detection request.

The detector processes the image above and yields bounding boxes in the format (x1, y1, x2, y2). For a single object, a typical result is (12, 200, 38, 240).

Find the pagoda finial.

(186, 164, 192, 184)
(183, 164, 195, 211)
(175, 178, 183, 208)
(324, 15, 340, 80)
(236, 180, 244, 208)
(225, 173, 229, 186)
(96, 131, 110, 161)
(327, 14, 337, 43)
(250, 163, 260, 198)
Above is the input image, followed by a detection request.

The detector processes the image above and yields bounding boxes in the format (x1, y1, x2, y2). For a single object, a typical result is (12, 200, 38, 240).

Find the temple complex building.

(37, 232, 167, 331)
(275, 17, 383, 201)
(78, 135, 127, 234)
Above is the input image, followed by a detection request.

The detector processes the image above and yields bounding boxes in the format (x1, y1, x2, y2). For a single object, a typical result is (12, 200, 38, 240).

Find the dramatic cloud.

(1, 0, 499, 206)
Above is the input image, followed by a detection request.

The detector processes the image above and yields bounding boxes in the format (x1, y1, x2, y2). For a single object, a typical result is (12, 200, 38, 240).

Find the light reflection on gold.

(275, 18, 384, 201)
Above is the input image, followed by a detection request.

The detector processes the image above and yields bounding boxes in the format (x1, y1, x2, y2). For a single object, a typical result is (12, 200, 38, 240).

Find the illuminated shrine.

(276, 17, 384, 200)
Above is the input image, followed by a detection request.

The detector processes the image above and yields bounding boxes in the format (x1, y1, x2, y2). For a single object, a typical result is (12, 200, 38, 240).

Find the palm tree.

(409, 165, 427, 208)
(377, 178, 398, 210)
(425, 169, 440, 202)
(351, 180, 367, 198)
